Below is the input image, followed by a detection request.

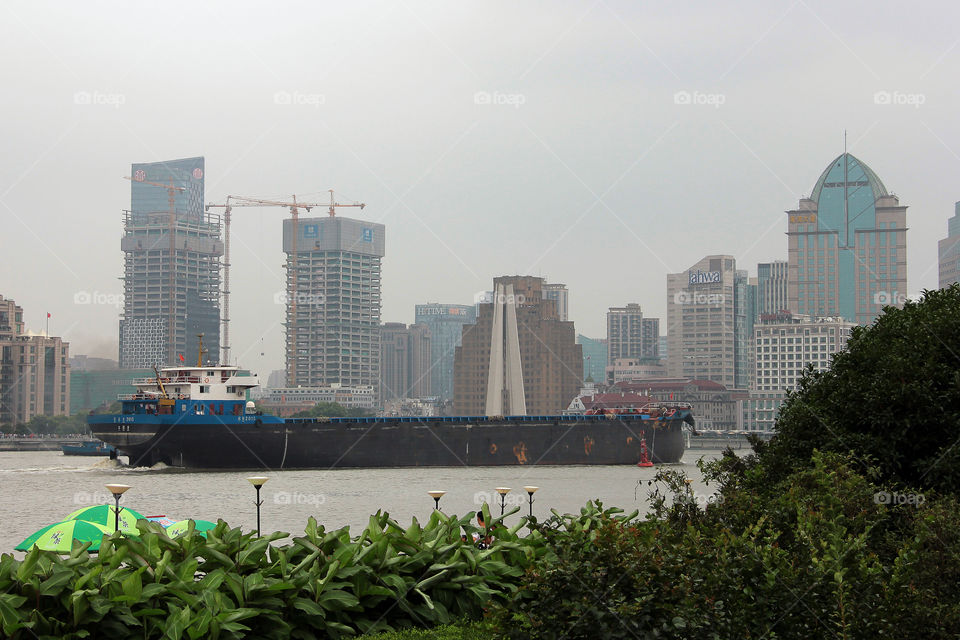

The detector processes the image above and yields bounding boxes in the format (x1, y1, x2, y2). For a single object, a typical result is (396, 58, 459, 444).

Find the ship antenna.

(196, 333, 207, 367)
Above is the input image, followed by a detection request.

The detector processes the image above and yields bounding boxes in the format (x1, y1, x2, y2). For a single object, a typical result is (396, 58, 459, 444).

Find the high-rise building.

(745, 312, 855, 431)
(414, 303, 477, 400)
(756, 261, 789, 315)
(542, 283, 569, 322)
(754, 312, 854, 393)
(607, 304, 660, 363)
(641, 318, 660, 360)
(787, 153, 907, 324)
(734, 269, 754, 390)
(0, 296, 70, 425)
(939, 202, 960, 288)
(380, 322, 432, 403)
(0, 296, 24, 340)
(667, 255, 750, 390)
(119, 157, 221, 368)
(282, 215, 385, 391)
(454, 276, 581, 415)
(576, 334, 607, 383)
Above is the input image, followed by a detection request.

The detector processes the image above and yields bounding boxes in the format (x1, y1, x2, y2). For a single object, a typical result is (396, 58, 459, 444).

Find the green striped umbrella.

(66, 504, 146, 534)
(15, 520, 112, 553)
(166, 519, 218, 538)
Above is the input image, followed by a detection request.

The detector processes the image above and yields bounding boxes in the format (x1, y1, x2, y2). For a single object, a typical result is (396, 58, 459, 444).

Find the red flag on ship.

(47, 313, 51, 318)
(178, 353, 185, 362)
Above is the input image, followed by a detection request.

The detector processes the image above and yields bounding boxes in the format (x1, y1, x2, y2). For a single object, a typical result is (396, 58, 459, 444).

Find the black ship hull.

(90, 414, 690, 470)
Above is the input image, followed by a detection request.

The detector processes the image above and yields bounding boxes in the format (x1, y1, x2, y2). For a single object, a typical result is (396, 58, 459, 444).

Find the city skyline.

(2, 3, 958, 377)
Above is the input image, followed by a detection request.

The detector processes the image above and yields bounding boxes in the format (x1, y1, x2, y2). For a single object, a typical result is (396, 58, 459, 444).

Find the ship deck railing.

(284, 412, 690, 426)
(118, 393, 165, 401)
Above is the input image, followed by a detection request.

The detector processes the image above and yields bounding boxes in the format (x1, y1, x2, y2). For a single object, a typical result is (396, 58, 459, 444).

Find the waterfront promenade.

(0, 434, 89, 451)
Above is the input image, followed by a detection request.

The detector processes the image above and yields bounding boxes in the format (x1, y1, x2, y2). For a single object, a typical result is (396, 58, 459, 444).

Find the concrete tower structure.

(453, 276, 581, 416)
(282, 215, 385, 391)
(119, 157, 221, 368)
(787, 154, 907, 324)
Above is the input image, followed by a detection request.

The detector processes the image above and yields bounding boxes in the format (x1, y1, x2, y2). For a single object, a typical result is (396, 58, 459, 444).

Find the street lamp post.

(247, 476, 269, 537)
(523, 486, 539, 518)
(495, 487, 511, 515)
(427, 490, 446, 510)
(104, 483, 131, 533)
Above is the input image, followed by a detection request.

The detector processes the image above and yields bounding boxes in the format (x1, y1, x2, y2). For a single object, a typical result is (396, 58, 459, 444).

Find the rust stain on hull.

(513, 442, 528, 464)
(584, 435, 595, 455)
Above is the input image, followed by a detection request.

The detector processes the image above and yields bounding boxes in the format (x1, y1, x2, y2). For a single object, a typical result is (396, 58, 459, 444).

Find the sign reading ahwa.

(688, 269, 722, 285)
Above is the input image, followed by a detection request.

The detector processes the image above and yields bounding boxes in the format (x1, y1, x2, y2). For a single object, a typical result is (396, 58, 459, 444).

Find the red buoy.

(637, 437, 654, 467)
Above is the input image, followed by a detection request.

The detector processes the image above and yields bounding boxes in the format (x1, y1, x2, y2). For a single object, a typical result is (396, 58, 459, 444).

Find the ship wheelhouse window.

(199, 386, 209, 394)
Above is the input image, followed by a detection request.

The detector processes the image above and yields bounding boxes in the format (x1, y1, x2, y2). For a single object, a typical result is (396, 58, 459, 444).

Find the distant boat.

(61, 441, 117, 457)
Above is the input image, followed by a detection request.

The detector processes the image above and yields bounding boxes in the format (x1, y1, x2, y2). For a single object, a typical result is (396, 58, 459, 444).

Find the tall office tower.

(282, 215, 385, 391)
(0, 295, 70, 425)
(414, 303, 477, 400)
(939, 202, 960, 288)
(576, 335, 607, 383)
(542, 283, 569, 321)
(380, 322, 432, 403)
(119, 157, 221, 368)
(756, 261, 789, 315)
(734, 269, 754, 390)
(606, 304, 644, 363)
(787, 153, 907, 324)
(453, 276, 581, 415)
(640, 317, 660, 360)
(667, 255, 748, 390)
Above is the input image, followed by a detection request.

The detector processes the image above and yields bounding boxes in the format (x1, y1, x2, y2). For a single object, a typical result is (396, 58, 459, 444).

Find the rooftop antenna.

(843, 129, 849, 247)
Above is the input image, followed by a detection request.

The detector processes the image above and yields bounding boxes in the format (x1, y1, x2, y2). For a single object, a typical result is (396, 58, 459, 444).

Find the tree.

(751, 284, 960, 494)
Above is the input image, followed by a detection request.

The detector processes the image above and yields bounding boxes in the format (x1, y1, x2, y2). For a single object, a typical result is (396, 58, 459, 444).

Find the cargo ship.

(89, 359, 695, 470)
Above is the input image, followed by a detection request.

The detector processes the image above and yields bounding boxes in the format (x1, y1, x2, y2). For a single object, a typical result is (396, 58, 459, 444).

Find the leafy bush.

(0, 506, 538, 639)
(489, 453, 960, 639)
(751, 284, 960, 494)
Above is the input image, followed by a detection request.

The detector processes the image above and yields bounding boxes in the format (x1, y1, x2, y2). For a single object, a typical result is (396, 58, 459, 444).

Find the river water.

(0, 450, 729, 553)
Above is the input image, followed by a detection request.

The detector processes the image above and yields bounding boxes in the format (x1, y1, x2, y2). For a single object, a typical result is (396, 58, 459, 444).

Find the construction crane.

(204, 190, 365, 383)
(124, 174, 185, 366)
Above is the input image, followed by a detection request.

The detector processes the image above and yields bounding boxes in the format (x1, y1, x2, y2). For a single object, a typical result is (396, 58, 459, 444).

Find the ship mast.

(196, 334, 207, 367)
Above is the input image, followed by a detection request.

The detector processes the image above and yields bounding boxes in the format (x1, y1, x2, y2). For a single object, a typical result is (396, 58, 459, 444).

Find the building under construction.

(119, 157, 222, 368)
(281, 215, 384, 391)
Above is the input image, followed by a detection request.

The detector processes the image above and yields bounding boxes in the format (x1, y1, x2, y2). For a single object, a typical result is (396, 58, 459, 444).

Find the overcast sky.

(1, 1, 958, 375)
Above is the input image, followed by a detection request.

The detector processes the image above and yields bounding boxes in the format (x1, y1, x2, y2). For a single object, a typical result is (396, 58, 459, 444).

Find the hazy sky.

(2, 1, 958, 375)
